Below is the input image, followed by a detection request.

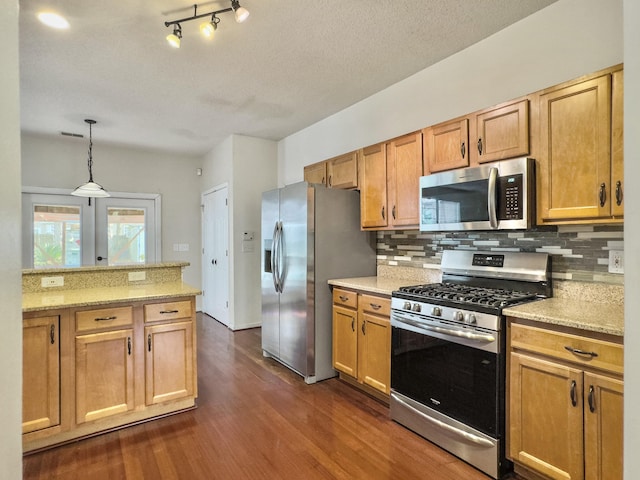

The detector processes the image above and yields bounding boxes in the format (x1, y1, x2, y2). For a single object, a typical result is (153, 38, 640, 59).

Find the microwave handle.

(488, 167, 498, 228)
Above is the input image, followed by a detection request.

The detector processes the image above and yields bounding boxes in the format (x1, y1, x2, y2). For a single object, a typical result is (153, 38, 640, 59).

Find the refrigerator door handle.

(271, 221, 280, 293)
(276, 221, 284, 293)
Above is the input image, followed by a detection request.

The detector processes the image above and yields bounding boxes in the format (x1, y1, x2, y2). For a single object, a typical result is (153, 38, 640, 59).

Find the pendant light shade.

(71, 119, 110, 198)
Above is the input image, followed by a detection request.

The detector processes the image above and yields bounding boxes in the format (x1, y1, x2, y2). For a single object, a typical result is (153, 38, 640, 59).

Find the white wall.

(202, 134, 278, 329)
(20, 133, 203, 291)
(623, 0, 640, 475)
(278, 0, 623, 186)
(0, 0, 23, 477)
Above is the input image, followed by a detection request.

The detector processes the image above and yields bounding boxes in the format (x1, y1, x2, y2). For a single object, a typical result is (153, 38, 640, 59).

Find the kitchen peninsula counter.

(23, 281, 201, 312)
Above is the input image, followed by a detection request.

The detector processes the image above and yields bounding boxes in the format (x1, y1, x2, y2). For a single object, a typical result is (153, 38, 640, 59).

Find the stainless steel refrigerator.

(261, 182, 376, 384)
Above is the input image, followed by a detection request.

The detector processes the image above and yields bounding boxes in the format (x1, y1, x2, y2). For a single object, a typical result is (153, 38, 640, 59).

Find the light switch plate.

(608, 250, 624, 274)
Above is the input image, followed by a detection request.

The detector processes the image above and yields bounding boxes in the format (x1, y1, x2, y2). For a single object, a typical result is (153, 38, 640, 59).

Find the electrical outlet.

(608, 250, 624, 274)
(41, 276, 64, 287)
(128, 271, 146, 282)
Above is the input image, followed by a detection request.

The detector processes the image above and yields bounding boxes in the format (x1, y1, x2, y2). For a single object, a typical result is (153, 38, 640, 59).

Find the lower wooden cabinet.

(332, 288, 391, 398)
(22, 315, 60, 434)
(22, 296, 197, 453)
(508, 320, 623, 480)
(145, 321, 194, 405)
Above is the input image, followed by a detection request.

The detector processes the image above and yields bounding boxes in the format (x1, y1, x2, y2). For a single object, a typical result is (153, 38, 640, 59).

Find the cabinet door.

(304, 161, 327, 186)
(327, 152, 358, 189)
(23, 316, 60, 434)
(538, 74, 612, 222)
(358, 312, 390, 394)
(423, 118, 469, 173)
(509, 353, 584, 480)
(473, 99, 529, 164)
(611, 70, 624, 218)
(387, 132, 422, 228)
(145, 321, 194, 405)
(584, 372, 624, 480)
(76, 329, 134, 424)
(359, 143, 388, 228)
(332, 305, 358, 377)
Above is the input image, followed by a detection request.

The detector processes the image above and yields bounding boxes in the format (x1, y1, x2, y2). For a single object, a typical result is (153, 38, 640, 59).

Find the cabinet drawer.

(76, 306, 133, 333)
(360, 294, 390, 316)
(333, 288, 357, 309)
(144, 300, 192, 323)
(511, 322, 623, 375)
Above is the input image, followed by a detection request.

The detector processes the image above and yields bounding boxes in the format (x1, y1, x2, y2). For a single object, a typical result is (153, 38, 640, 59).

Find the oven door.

(390, 311, 504, 437)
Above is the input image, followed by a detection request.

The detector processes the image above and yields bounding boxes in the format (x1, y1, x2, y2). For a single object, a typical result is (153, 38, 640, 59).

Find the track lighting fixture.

(164, 1, 249, 48)
(71, 119, 110, 198)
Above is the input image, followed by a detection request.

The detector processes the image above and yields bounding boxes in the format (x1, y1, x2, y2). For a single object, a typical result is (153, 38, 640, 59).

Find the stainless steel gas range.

(390, 250, 551, 480)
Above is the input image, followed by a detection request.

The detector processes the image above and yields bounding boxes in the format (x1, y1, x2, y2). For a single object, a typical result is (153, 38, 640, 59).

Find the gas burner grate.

(397, 283, 538, 308)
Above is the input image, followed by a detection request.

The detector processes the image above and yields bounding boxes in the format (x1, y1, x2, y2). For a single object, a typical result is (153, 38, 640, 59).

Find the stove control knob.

(465, 313, 477, 325)
(403, 301, 412, 310)
(412, 303, 422, 313)
(431, 306, 442, 317)
(453, 311, 464, 322)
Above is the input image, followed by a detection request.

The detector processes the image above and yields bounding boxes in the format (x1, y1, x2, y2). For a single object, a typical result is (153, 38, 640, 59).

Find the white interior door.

(202, 186, 229, 326)
(95, 196, 159, 266)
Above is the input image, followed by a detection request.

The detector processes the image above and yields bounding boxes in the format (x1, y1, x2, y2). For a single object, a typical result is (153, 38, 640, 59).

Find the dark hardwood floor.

(23, 313, 494, 479)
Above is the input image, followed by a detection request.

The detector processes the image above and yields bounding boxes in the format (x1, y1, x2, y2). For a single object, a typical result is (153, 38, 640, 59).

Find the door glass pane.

(33, 205, 81, 268)
(107, 208, 146, 265)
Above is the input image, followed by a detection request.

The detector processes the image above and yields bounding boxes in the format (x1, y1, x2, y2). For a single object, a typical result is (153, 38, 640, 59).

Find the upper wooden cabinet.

(423, 118, 469, 173)
(303, 151, 358, 189)
(470, 99, 530, 164)
(327, 151, 358, 189)
(536, 66, 623, 225)
(423, 99, 530, 174)
(360, 132, 422, 230)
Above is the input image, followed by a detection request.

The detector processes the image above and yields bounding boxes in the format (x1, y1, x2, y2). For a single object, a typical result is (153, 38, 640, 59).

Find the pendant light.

(71, 119, 110, 198)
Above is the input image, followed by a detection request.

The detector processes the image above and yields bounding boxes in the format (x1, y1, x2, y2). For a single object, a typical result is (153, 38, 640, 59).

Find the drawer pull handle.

(588, 385, 596, 413)
(50, 324, 55, 345)
(564, 346, 598, 358)
(370, 303, 382, 310)
(351, 319, 355, 332)
(361, 321, 366, 335)
(95, 316, 117, 321)
(339, 295, 349, 302)
(570, 380, 578, 407)
(127, 337, 132, 356)
(148, 334, 152, 352)
(159, 310, 179, 314)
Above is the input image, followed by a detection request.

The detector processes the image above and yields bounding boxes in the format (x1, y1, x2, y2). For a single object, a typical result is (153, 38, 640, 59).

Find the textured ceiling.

(19, 0, 558, 156)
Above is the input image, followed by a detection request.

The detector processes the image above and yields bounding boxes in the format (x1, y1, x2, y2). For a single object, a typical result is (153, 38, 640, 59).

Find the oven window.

(391, 326, 503, 437)
(420, 179, 489, 225)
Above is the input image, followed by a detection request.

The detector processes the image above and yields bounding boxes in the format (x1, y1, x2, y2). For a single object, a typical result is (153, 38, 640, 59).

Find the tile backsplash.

(376, 225, 624, 285)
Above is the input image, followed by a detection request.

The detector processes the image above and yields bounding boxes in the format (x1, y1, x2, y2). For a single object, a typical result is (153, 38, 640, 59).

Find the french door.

(22, 189, 160, 268)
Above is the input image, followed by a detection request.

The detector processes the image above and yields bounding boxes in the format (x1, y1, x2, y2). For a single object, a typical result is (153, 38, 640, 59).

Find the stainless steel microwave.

(419, 157, 535, 231)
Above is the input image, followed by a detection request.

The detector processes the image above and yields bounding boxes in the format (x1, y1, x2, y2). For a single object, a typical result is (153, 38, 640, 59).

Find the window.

(22, 188, 161, 268)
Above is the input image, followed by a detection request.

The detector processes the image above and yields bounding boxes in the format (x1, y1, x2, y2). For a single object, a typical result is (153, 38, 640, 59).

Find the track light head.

(166, 24, 182, 48)
(231, 0, 250, 23)
(200, 15, 219, 39)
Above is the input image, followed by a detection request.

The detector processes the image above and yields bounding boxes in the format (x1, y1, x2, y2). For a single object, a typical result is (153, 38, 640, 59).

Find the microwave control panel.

(498, 174, 523, 220)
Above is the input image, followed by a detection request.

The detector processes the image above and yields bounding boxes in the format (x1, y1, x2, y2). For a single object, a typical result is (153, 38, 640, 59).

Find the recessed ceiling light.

(37, 12, 69, 29)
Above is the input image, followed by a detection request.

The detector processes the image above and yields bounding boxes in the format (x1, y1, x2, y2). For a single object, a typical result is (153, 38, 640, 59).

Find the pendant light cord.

(87, 121, 94, 182)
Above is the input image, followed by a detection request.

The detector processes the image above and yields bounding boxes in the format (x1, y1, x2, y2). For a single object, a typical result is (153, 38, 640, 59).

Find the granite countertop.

(23, 281, 201, 312)
(328, 276, 419, 296)
(503, 298, 624, 337)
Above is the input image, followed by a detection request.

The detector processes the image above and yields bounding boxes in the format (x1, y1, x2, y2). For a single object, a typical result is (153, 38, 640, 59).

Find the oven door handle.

(391, 393, 495, 448)
(394, 316, 496, 343)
